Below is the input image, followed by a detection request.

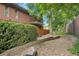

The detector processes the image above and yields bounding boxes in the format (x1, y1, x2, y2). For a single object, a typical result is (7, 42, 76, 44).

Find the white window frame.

(3, 6, 9, 17)
(15, 10, 19, 20)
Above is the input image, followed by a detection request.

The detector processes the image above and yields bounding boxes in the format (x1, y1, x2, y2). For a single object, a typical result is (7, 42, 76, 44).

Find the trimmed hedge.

(0, 20, 38, 53)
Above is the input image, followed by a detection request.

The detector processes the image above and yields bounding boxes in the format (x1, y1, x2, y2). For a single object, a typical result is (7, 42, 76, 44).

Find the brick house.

(0, 3, 49, 36)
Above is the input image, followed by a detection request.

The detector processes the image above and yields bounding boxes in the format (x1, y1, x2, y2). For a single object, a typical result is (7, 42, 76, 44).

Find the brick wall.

(37, 27, 49, 36)
(0, 4, 32, 23)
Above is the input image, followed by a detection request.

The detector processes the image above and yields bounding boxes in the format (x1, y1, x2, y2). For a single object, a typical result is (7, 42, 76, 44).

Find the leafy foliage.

(69, 38, 79, 55)
(0, 20, 38, 53)
(27, 3, 79, 35)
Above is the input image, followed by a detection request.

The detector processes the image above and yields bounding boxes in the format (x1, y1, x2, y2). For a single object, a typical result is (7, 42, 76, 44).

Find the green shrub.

(0, 20, 38, 53)
(69, 38, 79, 55)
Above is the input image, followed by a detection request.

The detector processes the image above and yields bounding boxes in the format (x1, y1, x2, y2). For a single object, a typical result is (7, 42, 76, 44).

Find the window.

(15, 10, 19, 20)
(4, 6, 9, 17)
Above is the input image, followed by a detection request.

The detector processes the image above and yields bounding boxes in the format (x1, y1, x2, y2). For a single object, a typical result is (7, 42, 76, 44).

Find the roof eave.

(1, 3, 29, 15)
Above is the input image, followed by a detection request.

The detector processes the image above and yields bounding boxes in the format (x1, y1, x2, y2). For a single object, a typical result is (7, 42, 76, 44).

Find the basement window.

(3, 6, 9, 17)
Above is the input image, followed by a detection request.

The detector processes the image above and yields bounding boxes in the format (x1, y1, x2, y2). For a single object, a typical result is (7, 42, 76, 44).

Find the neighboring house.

(0, 3, 49, 36)
(68, 16, 79, 36)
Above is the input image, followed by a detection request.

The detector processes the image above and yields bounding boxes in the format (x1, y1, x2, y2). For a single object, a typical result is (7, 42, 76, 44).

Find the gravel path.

(37, 35, 77, 56)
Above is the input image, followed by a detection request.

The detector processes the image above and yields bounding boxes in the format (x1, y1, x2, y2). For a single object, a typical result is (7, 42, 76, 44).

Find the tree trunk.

(49, 18, 53, 34)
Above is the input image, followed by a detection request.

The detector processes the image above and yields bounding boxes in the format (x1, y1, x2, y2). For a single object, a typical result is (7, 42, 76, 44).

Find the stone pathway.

(37, 35, 77, 56)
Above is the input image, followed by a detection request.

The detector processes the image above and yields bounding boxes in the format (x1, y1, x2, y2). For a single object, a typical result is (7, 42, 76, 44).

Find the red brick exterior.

(37, 27, 49, 36)
(0, 4, 32, 23)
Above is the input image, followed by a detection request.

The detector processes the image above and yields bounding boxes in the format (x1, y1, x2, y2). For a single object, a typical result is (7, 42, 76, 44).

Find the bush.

(0, 20, 38, 53)
(69, 38, 79, 55)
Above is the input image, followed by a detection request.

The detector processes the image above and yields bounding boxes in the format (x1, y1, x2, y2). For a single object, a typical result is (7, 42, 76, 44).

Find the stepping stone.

(21, 47, 37, 56)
